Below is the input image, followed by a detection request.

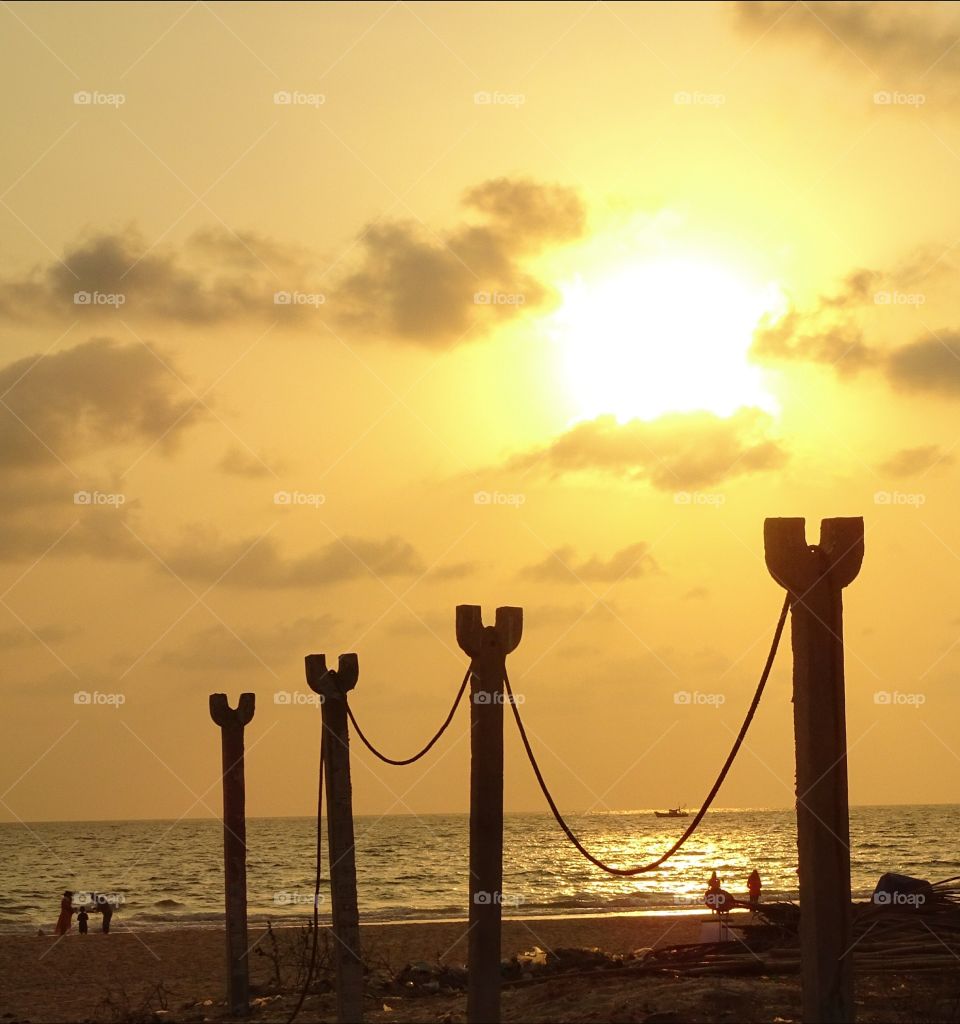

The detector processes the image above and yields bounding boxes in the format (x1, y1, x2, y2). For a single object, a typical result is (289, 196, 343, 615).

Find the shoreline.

(9, 905, 750, 937)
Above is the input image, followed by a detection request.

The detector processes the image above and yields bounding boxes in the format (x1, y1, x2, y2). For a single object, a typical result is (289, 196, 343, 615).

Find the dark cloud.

(752, 269, 882, 374)
(164, 531, 426, 588)
(157, 613, 339, 671)
(0, 337, 200, 469)
(877, 444, 954, 476)
(0, 179, 583, 342)
(732, 2, 960, 85)
(333, 177, 585, 346)
(508, 409, 786, 490)
(0, 337, 203, 563)
(885, 333, 960, 394)
(520, 542, 658, 583)
(0, 227, 320, 325)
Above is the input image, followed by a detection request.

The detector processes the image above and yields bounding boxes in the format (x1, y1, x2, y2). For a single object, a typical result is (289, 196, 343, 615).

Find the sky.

(2, 1, 960, 824)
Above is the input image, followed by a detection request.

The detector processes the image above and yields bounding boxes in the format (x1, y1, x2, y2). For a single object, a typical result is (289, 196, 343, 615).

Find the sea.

(2, 806, 957, 934)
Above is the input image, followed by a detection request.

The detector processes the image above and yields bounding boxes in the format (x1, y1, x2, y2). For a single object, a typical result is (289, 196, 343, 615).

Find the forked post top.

(305, 652, 359, 700)
(209, 692, 256, 727)
(455, 604, 523, 658)
(764, 516, 864, 594)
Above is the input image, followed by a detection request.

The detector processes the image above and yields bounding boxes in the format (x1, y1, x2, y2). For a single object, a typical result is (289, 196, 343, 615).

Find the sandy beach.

(2, 912, 700, 1022)
(2, 911, 955, 1024)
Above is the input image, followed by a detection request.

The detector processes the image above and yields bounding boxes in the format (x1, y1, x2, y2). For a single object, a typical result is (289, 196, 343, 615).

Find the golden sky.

(2, 1, 960, 823)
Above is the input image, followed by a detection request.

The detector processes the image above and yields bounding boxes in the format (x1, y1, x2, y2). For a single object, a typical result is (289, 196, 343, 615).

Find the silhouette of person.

(748, 869, 762, 908)
(77, 908, 88, 935)
(54, 891, 73, 936)
(101, 900, 113, 934)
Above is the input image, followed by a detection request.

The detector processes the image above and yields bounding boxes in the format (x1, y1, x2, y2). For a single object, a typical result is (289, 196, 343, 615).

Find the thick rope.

(503, 593, 791, 876)
(345, 665, 471, 765)
(286, 729, 325, 1024)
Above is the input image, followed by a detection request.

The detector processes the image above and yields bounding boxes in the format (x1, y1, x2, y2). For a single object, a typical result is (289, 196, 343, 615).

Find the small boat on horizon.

(655, 806, 689, 818)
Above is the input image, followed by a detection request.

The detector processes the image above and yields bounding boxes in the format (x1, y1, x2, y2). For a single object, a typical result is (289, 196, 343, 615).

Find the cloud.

(885, 333, 960, 394)
(333, 177, 585, 346)
(0, 337, 203, 563)
(752, 269, 882, 374)
(877, 444, 954, 476)
(751, 261, 960, 399)
(163, 531, 426, 588)
(0, 227, 320, 325)
(520, 542, 659, 583)
(0, 337, 200, 469)
(732, 2, 960, 85)
(157, 614, 339, 671)
(508, 409, 786, 490)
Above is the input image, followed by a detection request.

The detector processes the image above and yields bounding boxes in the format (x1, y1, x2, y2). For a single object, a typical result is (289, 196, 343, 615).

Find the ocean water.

(1, 806, 957, 933)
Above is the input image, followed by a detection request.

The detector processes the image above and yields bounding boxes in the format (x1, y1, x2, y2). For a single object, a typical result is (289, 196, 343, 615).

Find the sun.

(552, 257, 784, 423)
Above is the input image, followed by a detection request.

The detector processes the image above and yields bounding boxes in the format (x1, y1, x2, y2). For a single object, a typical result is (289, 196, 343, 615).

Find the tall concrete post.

(765, 517, 864, 1024)
(456, 605, 523, 1024)
(209, 692, 255, 1018)
(306, 653, 363, 1024)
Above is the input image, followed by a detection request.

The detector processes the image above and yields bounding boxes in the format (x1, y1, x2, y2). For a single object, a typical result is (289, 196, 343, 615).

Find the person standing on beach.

(77, 908, 89, 935)
(54, 891, 74, 935)
(747, 869, 762, 908)
(100, 900, 113, 934)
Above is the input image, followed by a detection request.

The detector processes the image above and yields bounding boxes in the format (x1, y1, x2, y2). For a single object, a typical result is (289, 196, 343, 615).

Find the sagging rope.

(503, 593, 791, 876)
(345, 665, 471, 765)
(286, 730, 325, 1024)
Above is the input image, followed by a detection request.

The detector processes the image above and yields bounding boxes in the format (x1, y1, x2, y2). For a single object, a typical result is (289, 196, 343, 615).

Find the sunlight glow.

(553, 258, 785, 422)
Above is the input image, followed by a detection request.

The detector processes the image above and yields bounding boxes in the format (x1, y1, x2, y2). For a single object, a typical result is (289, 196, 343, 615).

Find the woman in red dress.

(54, 891, 73, 935)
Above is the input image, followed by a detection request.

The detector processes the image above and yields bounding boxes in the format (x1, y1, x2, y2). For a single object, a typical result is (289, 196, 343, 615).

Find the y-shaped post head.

(456, 605, 523, 659)
(209, 692, 256, 727)
(305, 652, 359, 701)
(764, 517, 864, 595)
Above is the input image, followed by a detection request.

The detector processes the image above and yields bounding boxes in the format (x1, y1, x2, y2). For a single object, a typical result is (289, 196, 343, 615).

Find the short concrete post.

(306, 653, 363, 1024)
(209, 692, 255, 1018)
(764, 517, 864, 1024)
(456, 605, 523, 1024)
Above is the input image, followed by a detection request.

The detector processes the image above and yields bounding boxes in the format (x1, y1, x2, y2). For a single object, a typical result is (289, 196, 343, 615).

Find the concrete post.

(306, 653, 363, 1024)
(765, 517, 864, 1024)
(456, 605, 523, 1024)
(209, 692, 255, 1018)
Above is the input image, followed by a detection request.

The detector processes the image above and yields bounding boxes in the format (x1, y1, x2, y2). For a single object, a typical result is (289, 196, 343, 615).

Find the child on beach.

(77, 908, 88, 935)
